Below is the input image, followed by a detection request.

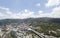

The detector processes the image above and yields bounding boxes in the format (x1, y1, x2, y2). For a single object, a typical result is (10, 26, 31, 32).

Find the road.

(27, 28, 45, 38)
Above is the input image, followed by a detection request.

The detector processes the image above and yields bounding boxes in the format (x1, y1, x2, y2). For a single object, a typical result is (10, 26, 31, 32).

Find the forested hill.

(0, 18, 60, 25)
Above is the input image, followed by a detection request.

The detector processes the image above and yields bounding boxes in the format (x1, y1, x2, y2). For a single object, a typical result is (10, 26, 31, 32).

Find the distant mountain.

(0, 18, 60, 25)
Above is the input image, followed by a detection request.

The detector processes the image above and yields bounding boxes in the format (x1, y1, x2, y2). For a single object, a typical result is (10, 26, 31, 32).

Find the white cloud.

(0, 13, 4, 17)
(0, 7, 35, 19)
(0, 6, 12, 15)
(46, 0, 60, 7)
(14, 10, 34, 19)
(24, 9, 28, 12)
(36, 3, 40, 7)
(49, 6, 60, 18)
(38, 11, 50, 17)
(37, 6, 60, 18)
(0, 6, 9, 11)
(0, 6, 60, 19)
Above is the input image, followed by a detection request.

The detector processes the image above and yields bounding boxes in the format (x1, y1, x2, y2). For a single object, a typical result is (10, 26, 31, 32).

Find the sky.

(0, 0, 60, 19)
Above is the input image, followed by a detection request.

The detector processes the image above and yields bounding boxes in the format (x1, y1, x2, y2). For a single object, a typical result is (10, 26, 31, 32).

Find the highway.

(27, 28, 45, 38)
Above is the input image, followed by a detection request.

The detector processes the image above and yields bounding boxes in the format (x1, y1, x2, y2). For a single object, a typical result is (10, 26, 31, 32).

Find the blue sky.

(0, 0, 47, 12)
(0, 0, 60, 19)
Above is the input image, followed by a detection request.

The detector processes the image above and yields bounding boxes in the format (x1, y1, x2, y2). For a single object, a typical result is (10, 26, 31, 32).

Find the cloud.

(38, 11, 50, 17)
(0, 6, 60, 19)
(45, 0, 60, 7)
(12, 10, 34, 19)
(0, 6, 10, 11)
(36, 3, 40, 7)
(24, 9, 28, 12)
(0, 6, 12, 15)
(49, 6, 60, 18)
(0, 7, 35, 19)
(38, 6, 60, 18)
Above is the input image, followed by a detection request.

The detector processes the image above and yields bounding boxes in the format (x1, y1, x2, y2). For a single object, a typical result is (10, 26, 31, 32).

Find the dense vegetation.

(29, 18, 60, 37)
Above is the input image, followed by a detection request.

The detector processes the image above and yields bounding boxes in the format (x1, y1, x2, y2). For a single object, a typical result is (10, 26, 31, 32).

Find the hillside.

(0, 18, 60, 37)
